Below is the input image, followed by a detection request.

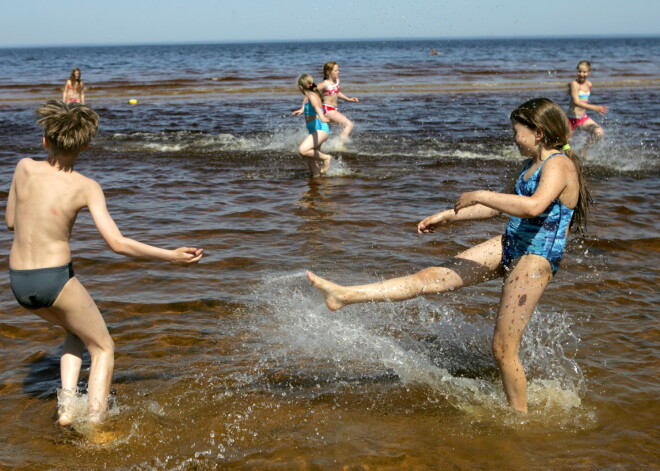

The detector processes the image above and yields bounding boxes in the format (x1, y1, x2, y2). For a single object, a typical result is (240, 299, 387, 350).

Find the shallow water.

(0, 38, 658, 470)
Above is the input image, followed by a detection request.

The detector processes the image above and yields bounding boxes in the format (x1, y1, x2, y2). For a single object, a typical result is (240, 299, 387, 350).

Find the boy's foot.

(57, 388, 77, 426)
(57, 413, 73, 427)
(306, 271, 346, 311)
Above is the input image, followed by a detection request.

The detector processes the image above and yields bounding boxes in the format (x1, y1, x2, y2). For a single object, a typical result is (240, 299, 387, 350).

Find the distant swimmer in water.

(429, 48, 439, 55)
(62, 68, 85, 104)
(567, 60, 609, 155)
(6, 101, 203, 427)
(308, 98, 592, 413)
(291, 74, 332, 176)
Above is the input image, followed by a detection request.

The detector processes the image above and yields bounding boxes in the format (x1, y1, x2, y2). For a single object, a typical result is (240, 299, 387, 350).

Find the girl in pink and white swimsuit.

(567, 60, 608, 154)
(317, 61, 360, 148)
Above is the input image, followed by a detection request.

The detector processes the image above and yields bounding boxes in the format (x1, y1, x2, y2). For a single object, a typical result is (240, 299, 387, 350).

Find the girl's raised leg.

(325, 110, 354, 145)
(308, 236, 505, 310)
(577, 118, 604, 155)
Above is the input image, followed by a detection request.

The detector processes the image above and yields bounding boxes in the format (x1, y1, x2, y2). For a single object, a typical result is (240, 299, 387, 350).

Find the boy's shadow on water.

(22, 349, 168, 399)
(22, 350, 81, 399)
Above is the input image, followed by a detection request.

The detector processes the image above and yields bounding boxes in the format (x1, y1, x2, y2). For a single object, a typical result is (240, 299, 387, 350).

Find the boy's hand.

(171, 247, 204, 264)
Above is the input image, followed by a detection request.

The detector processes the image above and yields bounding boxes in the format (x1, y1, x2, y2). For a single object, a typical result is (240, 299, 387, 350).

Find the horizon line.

(1, 33, 658, 50)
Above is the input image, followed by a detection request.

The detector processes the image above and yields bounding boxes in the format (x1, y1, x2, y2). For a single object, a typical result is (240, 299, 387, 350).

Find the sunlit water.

(0, 37, 658, 470)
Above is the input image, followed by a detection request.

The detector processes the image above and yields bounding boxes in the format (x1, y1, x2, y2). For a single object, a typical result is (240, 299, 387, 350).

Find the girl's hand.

(321, 116, 330, 123)
(170, 247, 204, 265)
(418, 211, 451, 233)
(454, 191, 480, 213)
(349, 97, 359, 102)
(291, 109, 302, 116)
(596, 105, 609, 115)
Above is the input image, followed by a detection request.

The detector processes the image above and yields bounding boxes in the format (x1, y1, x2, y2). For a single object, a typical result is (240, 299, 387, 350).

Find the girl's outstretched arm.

(418, 205, 500, 233)
(338, 91, 359, 103)
(291, 96, 308, 116)
(569, 81, 608, 115)
(455, 155, 573, 217)
(86, 180, 203, 264)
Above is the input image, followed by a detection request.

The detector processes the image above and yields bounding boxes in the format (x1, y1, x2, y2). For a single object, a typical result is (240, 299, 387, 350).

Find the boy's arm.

(5, 174, 16, 231)
(86, 180, 202, 264)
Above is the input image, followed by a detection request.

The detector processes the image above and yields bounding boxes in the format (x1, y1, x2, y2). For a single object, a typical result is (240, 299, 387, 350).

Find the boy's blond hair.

(36, 100, 99, 153)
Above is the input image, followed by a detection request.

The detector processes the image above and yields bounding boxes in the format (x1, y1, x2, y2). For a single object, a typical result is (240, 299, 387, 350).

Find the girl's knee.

(491, 333, 518, 364)
(416, 267, 442, 284)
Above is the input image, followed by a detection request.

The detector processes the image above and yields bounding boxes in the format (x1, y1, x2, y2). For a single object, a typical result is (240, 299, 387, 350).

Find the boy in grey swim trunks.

(6, 100, 203, 426)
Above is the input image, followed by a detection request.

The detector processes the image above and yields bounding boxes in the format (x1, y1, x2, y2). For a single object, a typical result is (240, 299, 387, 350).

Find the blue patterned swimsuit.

(502, 153, 575, 275)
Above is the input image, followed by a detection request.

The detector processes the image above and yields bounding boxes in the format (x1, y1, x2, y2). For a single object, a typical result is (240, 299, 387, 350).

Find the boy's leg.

(48, 277, 115, 421)
(61, 332, 84, 391)
(492, 254, 553, 412)
(308, 236, 505, 311)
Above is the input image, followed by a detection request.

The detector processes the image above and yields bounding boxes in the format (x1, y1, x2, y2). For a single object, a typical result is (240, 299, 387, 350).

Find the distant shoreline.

(1, 34, 659, 50)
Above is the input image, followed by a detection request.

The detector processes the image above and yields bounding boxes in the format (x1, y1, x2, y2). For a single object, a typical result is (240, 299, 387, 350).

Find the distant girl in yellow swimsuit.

(62, 68, 85, 104)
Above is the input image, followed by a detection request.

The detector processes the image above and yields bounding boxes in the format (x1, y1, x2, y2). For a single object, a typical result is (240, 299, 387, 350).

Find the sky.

(1, 0, 658, 48)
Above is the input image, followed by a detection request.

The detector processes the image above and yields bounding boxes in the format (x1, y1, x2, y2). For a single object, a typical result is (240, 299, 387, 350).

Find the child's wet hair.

(323, 61, 337, 80)
(577, 60, 592, 71)
(36, 100, 99, 152)
(510, 97, 593, 234)
(297, 74, 323, 100)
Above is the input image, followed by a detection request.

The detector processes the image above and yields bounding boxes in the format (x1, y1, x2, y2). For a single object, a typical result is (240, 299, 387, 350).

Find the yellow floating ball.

(128, 99, 138, 105)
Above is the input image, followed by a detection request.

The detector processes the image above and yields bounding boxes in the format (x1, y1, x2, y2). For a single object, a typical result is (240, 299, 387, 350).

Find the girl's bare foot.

(319, 156, 332, 174)
(306, 271, 346, 311)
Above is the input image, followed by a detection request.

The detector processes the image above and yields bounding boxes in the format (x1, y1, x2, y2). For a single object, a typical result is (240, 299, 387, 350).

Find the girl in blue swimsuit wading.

(307, 98, 592, 413)
(291, 74, 332, 176)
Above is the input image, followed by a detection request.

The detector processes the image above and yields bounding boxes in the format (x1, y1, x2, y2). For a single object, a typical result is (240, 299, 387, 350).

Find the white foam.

(252, 271, 590, 423)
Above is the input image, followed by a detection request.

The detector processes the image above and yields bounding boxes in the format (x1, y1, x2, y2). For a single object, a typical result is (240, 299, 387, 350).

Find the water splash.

(250, 271, 591, 426)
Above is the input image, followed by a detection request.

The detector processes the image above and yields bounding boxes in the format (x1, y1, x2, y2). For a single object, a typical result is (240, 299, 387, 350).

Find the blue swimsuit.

(304, 102, 330, 135)
(502, 154, 575, 275)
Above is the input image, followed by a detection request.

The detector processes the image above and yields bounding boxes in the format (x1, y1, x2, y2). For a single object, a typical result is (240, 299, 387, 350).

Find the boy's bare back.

(8, 157, 99, 270)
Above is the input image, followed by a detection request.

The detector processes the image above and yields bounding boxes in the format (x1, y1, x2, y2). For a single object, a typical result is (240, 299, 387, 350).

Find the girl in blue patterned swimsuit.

(308, 98, 592, 413)
(291, 74, 332, 176)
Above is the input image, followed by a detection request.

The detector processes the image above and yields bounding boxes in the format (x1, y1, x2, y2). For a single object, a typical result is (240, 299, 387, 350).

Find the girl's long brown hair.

(510, 97, 593, 234)
(68, 68, 82, 90)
